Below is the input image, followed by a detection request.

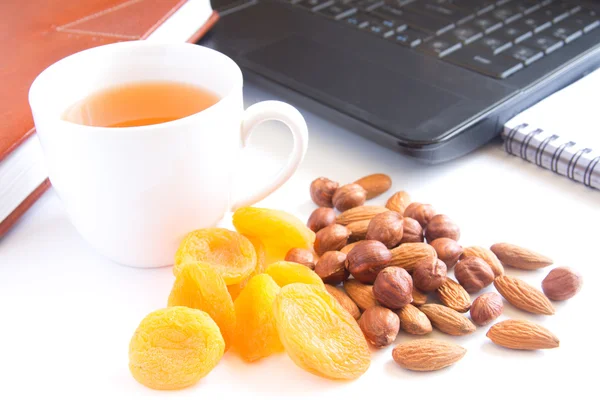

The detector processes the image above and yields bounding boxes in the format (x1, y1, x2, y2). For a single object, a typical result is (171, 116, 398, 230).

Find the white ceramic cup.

(29, 41, 308, 268)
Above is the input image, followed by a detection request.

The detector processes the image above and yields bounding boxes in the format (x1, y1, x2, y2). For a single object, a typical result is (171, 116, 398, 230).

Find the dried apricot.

(233, 274, 283, 361)
(227, 235, 267, 301)
(266, 261, 325, 288)
(167, 262, 236, 348)
(129, 306, 224, 390)
(174, 228, 256, 285)
(232, 207, 316, 263)
(273, 283, 371, 380)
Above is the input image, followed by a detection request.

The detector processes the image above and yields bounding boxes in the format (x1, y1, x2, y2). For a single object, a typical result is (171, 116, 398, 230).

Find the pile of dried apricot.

(129, 206, 371, 390)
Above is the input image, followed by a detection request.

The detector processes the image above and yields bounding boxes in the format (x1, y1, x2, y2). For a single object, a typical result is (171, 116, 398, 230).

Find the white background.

(1, 1, 600, 397)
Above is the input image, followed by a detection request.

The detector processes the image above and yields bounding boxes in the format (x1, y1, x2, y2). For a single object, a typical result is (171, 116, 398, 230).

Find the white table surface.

(1, 82, 599, 399)
(2, 3, 600, 397)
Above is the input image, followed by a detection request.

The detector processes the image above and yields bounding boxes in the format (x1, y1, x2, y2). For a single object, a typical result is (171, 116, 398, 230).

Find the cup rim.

(28, 41, 243, 134)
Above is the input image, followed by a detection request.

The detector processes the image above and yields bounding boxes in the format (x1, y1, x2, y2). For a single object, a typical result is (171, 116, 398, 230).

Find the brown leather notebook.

(0, 0, 218, 237)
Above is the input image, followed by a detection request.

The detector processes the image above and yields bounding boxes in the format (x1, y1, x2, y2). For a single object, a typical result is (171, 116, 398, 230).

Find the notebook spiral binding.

(502, 123, 600, 190)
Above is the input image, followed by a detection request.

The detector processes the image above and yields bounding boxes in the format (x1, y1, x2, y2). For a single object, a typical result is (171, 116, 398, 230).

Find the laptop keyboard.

(288, 0, 600, 79)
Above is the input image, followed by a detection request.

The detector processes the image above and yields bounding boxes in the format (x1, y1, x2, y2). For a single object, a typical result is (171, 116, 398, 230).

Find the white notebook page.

(506, 67, 600, 148)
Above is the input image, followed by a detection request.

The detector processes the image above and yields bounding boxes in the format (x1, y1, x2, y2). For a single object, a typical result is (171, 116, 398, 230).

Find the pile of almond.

(286, 173, 583, 372)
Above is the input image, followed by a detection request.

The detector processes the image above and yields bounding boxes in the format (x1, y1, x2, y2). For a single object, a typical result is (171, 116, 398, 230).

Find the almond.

(494, 275, 555, 315)
(392, 339, 466, 371)
(487, 319, 559, 350)
(343, 279, 378, 311)
(325, 284, 361, 319)
(490, 243, 553, 270)
(436, 278, 471, 313)
(396, 304, 432, 335)
(385, 191, 412, 216)
(461, 246, 504, 277)
(389, 243, 437, 273)
(411, 286, 428, 306)
(336, 205, 388, 225)
(420, 304, 476, 336)
(347, 219, 371, 242)
(355, 173, 392, 200)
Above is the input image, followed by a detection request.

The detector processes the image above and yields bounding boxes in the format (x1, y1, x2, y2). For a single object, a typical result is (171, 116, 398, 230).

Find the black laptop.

(202, 0, 600, 163)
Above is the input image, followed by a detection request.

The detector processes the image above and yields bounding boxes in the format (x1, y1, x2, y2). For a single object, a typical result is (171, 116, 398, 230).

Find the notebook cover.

(0, 0, 218, 237)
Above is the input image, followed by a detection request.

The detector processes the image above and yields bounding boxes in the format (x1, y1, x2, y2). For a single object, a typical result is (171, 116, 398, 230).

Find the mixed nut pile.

(285, 173, 583, 371)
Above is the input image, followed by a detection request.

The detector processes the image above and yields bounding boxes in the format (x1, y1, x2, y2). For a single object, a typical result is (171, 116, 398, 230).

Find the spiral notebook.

(503, 68, 600, 190)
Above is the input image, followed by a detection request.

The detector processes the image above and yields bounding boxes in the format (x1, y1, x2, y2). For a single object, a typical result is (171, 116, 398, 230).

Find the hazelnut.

(310, 177, 339, 207)
(307, 207, 336, 232)
(373, 267, 413, 309)
(430, 238, 463, 269)
(412, 258, 447, 292)
(470, 292, 503, 326)
(399, 217, 424, 244)
(314, 224, 350, 256)
(284, 248, 316, 270)
(403, 202, 435, 228)
(385, 191, 412, 216)
(454, 256, 494, 293)
(332, 183, 367, 212)
(346, 240, 392, 284)
(358, 306, 400, 348)
(315, 251, 349, 285)
(346, 220, 370, 242)
(425, 214, 460, 243)
(542, 267, 583, 301)
(365, 211, 404, 248)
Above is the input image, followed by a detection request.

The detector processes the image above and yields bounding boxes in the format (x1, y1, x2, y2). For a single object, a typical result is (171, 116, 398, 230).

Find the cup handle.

(230, 100, 308, 211)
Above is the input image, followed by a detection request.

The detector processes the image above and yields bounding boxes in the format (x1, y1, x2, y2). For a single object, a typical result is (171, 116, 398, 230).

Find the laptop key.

(498, 21, 533, 43)
(521, 34, 564, 54)
(452, 0, 495, 13)
(405, 1, 473, 24)
(346, 11, 401, 34)
(513, 0, 542, 15)
(417, 35, 463, 57)
(295, 0, 334, 11)
(389, 27, 430, 47)
(549, 22, 582, 43)
(445, 48, 524, 78)
(447, 24, 484, 44)
(528, 4, 569, 23)
(392, 9, 456, 35)
(569, 9, 600, 33)
(350, 0, 385, 11)
(477, 35, 513, 55)
(491, 5, 523, 24)
(318, 4, 357, 19)
(507, 44, 544, 65)
(556, 1, 582, 15)
(521, 11, 553, 33)
(471, 16, 503, 33)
